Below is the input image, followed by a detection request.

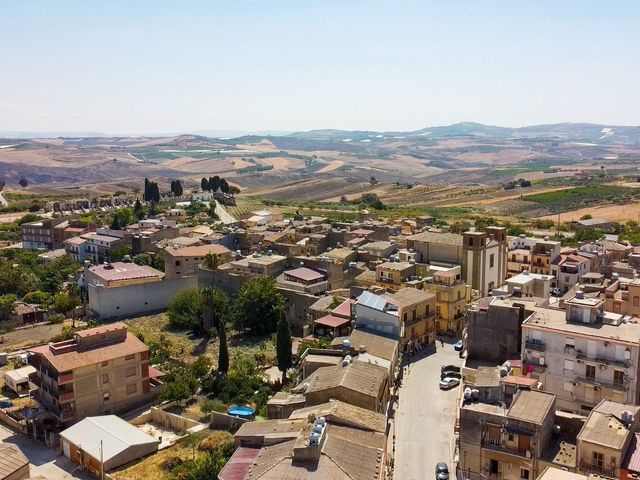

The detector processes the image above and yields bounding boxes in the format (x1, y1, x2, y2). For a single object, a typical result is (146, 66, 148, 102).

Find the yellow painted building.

(423, 269, 472, 333)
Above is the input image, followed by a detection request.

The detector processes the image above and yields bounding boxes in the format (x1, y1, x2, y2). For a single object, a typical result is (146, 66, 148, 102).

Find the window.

(586, 364, 596, 379)
(592, 452, 604, 471)
(614, 370, 625, 387)
(127, 384, 137, 395)
(175, 260, 180, 266)
(126, 366, 136, 377)
(508, 433, 514, 442)
(521, 468, 530, 480)
(634, 296, 639, 307)
(125, 354, 135, 361)
(564, 359, 574, 372)
(489, 254, 495, 268)
(102, 374, 109, 384)
(103, 392, 110, 401)
(102, 361, 108, 367)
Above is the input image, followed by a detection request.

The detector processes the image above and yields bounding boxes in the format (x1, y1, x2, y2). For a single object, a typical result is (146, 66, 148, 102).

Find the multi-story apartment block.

(530, 239, 561, 276)
(164, 244, 232, 279)
(521, 291, 640, 414)
(423, 267, 471, 332)
(459, 390, 556, 480)
(66, 229, 125, 264)
(507, 234, 537, 276)
(558, 253, 592, 293)
(28, 323, 151, 426)
(356, 288, 436, 351)
(22, 217, 94, 250)
(605, 277, 640, 316)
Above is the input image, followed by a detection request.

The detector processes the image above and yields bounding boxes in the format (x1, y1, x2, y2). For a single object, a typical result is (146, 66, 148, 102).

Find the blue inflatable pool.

(227, 406, 256, 418)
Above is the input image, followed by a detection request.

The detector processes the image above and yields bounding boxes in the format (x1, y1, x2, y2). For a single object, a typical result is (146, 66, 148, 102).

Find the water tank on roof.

(471, 389, 480, 400)
(500, 366, 509, 377)
(342, 339, 351, 350)
(299, 262, 304, 267)
(519, 234, 526, 238)
(576, 290, 585, 299)
(463, 387, 472, 400)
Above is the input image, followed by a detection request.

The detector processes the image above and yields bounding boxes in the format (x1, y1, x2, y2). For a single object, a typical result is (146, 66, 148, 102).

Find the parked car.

(454, 340, 464, 351)
(440, 370, 462, 380)
(439, 377, 460, 390)
(436, 462, 450, 480)
(0, 398, 13, 409)
(441, 364, 461, 373)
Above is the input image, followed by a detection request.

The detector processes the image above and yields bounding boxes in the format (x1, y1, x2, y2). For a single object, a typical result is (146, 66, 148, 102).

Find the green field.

(522, 185, 640, 213)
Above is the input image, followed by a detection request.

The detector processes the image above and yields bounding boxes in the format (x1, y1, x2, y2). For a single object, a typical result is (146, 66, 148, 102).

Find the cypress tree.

(201, 177, 209, 191)
(218, 322, 229, 375)
(276, 315, 292, 385)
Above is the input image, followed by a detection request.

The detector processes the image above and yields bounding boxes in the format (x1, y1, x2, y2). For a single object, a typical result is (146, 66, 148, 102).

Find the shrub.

(198, 431, 234, 455)
(167, 289, 203, 332)
(201, 399, 225, 414)
(49, 314, 65, 324)
(162, 456, 183, 472)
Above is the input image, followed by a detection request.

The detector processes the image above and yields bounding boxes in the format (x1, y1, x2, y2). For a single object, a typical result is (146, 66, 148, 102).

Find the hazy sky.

(1, 1, 639, 134)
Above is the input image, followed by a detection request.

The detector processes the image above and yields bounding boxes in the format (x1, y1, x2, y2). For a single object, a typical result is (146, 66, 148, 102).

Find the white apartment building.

(521, 291, 640, 414)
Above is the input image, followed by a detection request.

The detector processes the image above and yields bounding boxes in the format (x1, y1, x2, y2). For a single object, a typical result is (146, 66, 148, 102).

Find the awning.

(314, 314, 351, 329)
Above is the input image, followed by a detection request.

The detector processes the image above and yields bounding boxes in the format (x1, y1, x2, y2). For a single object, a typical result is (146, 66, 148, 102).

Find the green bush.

(201, 399, 225, 413)
(167, 289, 203, 331)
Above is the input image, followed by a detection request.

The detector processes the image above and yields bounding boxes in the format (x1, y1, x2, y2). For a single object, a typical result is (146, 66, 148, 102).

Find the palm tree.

(204, 252, 219, 270)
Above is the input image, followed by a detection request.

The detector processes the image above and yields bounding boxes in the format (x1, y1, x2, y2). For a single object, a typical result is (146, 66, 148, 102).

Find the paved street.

(394, 340, 463, 480)
(0, 424, 91, 479)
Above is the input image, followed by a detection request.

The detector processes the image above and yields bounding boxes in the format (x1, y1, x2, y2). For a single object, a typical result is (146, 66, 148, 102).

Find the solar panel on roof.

(357, 291, 388, 311)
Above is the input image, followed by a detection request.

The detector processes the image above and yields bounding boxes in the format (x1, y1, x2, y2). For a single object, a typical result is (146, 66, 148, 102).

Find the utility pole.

(100, 439, 104, 480)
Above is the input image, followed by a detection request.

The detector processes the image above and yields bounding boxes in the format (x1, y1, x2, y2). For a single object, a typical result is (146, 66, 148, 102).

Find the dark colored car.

(440, 370, 462, 380)
(454, 340, 464, 351)
(441, 364, 461, 373)
(0, 399, 13, 409)
(436, 462, 450, 480)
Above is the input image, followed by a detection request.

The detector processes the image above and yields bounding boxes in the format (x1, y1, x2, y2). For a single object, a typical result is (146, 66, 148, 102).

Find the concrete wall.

(356, 304, 401, 338)
(88, 276, 197, 319)
(467, 303, 525, 363)
(209, 411, 250, 431)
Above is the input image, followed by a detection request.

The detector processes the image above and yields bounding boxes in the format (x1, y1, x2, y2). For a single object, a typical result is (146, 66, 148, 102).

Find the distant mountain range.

(285, 122, 640, 144)
(2, 122, 640, 144)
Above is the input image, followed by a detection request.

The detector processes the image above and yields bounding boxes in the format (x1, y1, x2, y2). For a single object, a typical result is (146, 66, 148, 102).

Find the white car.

(439, 377, 460, 390)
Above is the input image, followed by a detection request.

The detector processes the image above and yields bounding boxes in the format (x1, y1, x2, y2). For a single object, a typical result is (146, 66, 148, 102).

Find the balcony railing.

(525, 339, 546, 352)
(58, 373, 74, 384)
(575, 351, 630, 368)
(579, 462, 616, 478)
(574, 375, 629, 391)
(404, 311, 435, 327)
(483, 443, 532, 459)
(59, 391, 75, 403)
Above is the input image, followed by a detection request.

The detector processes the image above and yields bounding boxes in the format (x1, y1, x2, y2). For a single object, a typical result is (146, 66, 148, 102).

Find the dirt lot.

(0, 323, 64, 352)
(538, 202, 640, 223)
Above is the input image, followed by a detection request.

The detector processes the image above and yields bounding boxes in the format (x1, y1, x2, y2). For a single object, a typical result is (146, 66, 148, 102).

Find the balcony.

(61, 410, 76, 422)
(404, 311, 435, 328)
(483, 442, 532, 459)
(579, 462, 616, 478)
(574, 375, 629, 391)
(58, 372, 74, 385)
(575, 350, 630, 368)
(525, 339, 546, 352)
(59, 391, 75, 403)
